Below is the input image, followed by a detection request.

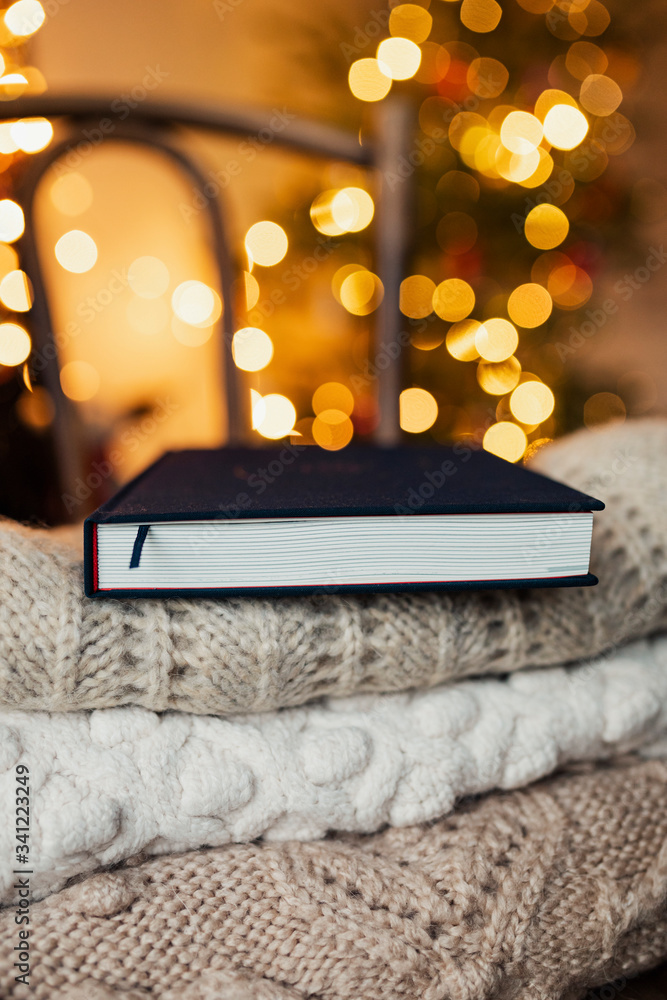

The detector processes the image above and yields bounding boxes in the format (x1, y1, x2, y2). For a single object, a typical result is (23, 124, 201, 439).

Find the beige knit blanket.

(2, 755, 666, 1000)
(1, 418, 665, 715)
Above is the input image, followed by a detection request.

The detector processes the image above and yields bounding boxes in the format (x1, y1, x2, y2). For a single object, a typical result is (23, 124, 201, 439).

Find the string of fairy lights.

(0, 0, 641, 465)
(0, 0, 51, 413)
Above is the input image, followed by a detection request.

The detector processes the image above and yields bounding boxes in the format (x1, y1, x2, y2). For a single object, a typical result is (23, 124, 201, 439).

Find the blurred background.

(0, 0, 665, 523)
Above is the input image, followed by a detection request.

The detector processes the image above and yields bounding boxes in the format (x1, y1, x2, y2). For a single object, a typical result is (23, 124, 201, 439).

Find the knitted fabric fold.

(0, 419, 665, 716)
(2, 756, 666, 1000)
(1, 635, 666, 906)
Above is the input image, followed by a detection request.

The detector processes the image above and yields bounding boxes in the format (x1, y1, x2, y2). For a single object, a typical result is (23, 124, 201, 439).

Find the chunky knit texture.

(0, 419, 666, 715)
(1, 636, 667, 906)
(2, 756, 666, 1000)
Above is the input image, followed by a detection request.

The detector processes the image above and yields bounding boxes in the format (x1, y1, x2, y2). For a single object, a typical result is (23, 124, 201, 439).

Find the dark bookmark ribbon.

(129, 524, 151, 569)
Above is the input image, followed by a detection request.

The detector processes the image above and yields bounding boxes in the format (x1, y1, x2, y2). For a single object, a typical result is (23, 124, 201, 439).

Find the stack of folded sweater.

(0, 418, 666, 999)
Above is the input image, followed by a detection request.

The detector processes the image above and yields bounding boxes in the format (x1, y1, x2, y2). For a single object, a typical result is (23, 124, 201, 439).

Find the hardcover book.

(84, 444, 604, 598)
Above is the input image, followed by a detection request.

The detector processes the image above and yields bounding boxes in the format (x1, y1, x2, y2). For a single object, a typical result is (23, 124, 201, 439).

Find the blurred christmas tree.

(250, 0, 645, 461)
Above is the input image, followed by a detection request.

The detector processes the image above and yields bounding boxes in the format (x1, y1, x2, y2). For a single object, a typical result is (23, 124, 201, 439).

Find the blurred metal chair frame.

(6, 95, 413, 513)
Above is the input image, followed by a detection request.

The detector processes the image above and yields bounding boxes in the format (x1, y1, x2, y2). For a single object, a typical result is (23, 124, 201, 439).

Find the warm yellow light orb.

(500, 111, 543, 155)
(432, 278, 475, 322)
(399, 275, 436, 319)
(128, 256, 170, 299)
(245, 221, 288, 267)
(312, 382, 354, 417)
(54, 230, 97, 273)
(446, 319, 482, 361)
(312, 412, 354, 450)
(256, 394, 297, 439)
(542, 104, 589, 150)
(510, 381, 555, 424)
(507, 283, 553, 328)
(0, 269, 32, 311)
(477, 356, 522, 395)
(399, 387, 438, 433)
(377, 37, 422, 81)
(0, 200, 25, 243)
(232, 327, 273, 372)
(0, 321, 30, 366)
(10, 116, 52, 152)
(59, 360, 100, 401)
(460, 0, 502, 33)
(4, 0, 45, 37)
(579, 74, 623, 117)
(483, 421, 527, 462)
(49, 172, 93, 216)
(524, 204, 570, 250)
(475, 318, 519, 362)
(389, 4, 432, 43)
(348, 58, 392, 102)
(172, 280, 222, 326)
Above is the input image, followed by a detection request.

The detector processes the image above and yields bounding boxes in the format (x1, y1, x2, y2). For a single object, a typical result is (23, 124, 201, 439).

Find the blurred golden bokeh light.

(171, 280, 221, 327)
(10, 116, 52, 152)
(510, 380, 555, 423)
(399, 387, 438, 433)
(579, 74, 623, 117)
(566, 41, 608, 80)
(49, 172, 93, 216)
(348, 58, 392, 101)
(583, 392, 626, 428)
(243, 271, 260, 310)
(4, 0, 44, 37)
(232, 327, 274, 372)
(59, 359, 100, 401)
(433, 278, 475, 322)
(475, 318, 518, 362)
(477, 356, 522, 394)
(340, 268, 384, 315)
(460, 0, 502, 33)
(400, 274, 436, 318)
(483, 421, 527, 462)
(128, 256, 170, 299)
(467, 57, 508, 98)
(507, 283, 553, 327)
(255, 393, 297, 439)
(500, 111, 543, 155)
(534, 88, 577, 121)
(54, 230, 97, 273)
(446, 318, 481, 361)
(244, 221, 288, 267)
(0, 268, 31, 311)
(312, 410, 354, 450)
(377, 37, 422, 81)
(389, 4, 432, 44)
(312, 381, 354, 417)
(0, 200, 24, 243)
(16, 385, 53, 430)
(171, 317, 214, 347)
(524, 204, 569, 249)
(542, 104, 589, 150)
(0, 321, 30, 366)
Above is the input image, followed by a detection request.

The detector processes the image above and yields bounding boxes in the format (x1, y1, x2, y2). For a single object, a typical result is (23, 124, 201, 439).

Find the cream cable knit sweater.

(1, 635, 666, 906)
(0, 419, 665, 715)
(1, 756, 666, 1000)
